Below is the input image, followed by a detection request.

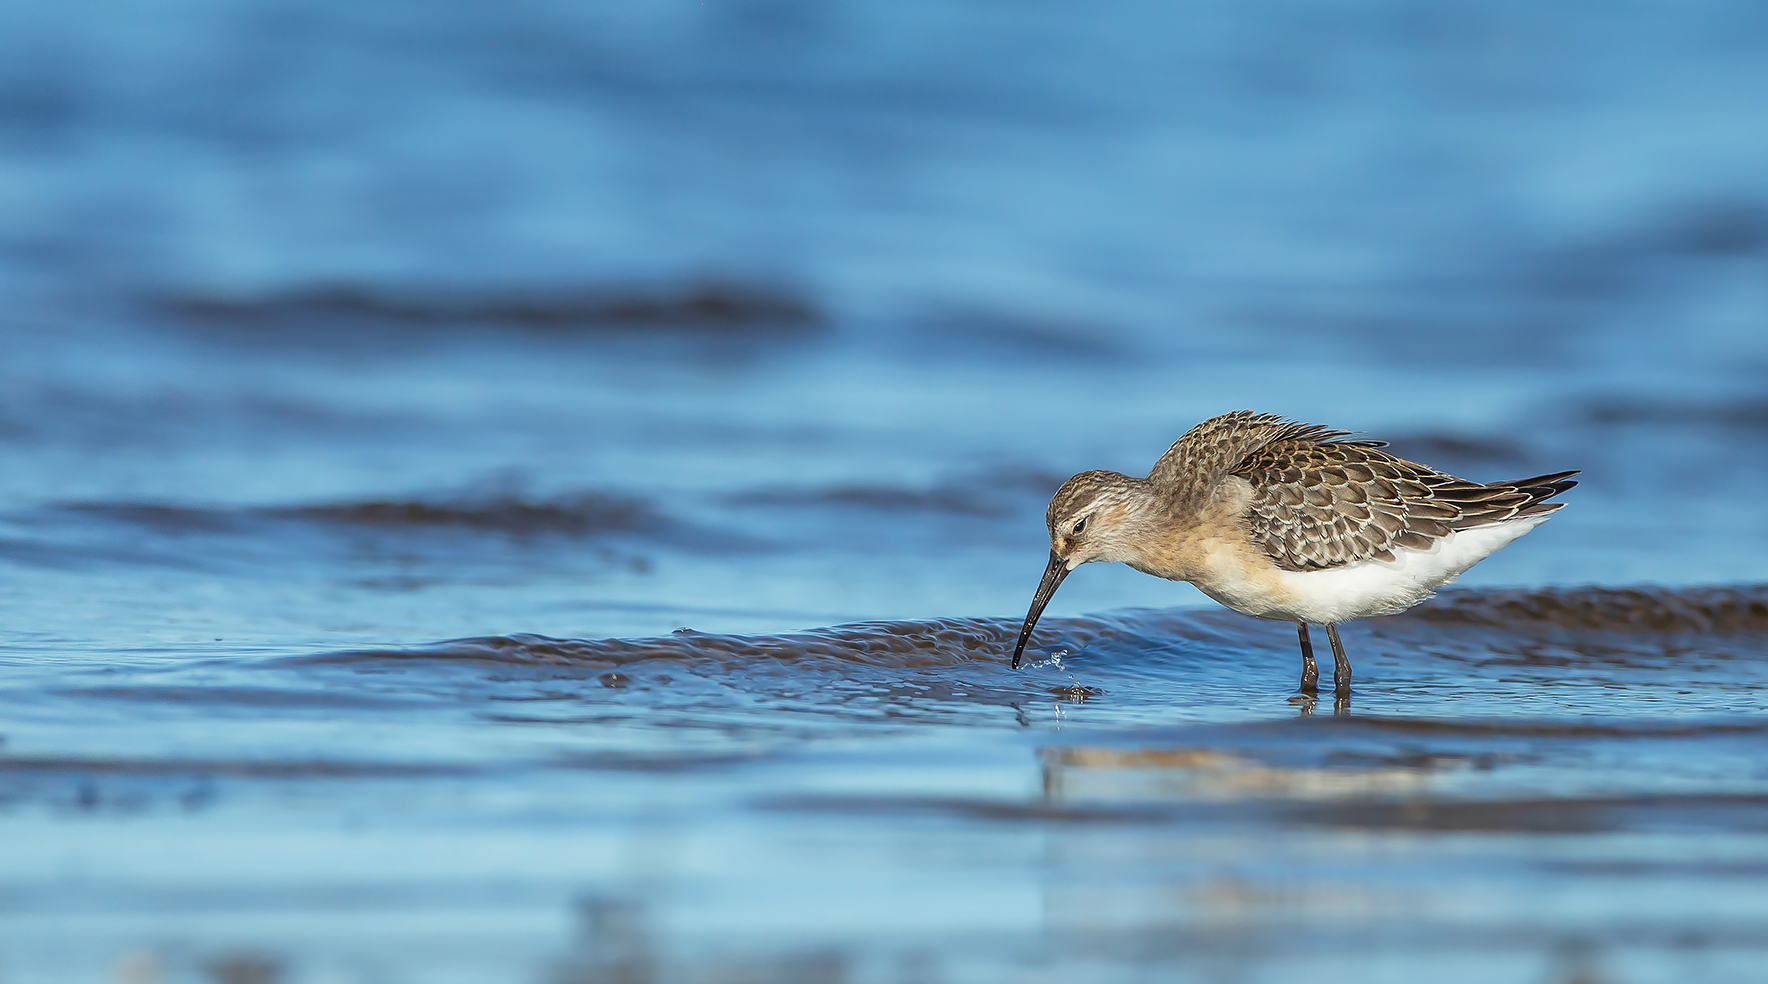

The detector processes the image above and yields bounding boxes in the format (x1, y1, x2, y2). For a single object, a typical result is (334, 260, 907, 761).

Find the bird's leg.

(1327, 623, 1351, 695)
(1296, 622, 1318, 693)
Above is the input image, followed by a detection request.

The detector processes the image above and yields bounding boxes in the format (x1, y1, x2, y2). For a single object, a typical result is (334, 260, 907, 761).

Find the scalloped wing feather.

(1147, 410, 1358, 495)
(1233, 433, 1578, 573)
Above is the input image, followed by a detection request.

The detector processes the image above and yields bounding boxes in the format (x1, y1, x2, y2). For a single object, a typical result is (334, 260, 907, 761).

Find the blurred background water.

(2, 1, 1767, 981)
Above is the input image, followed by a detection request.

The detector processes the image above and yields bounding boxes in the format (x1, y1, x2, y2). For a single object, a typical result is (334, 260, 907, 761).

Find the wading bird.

(1010, 411, 1577, 697)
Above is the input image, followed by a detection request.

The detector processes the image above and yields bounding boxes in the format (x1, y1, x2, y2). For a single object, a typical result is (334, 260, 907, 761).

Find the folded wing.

(1235, 436, 1578, 572)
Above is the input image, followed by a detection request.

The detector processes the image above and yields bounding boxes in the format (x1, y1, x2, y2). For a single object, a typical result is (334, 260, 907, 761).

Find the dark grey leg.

(1296, 622, 1318, 693)
(1327, 623, 1351, 695)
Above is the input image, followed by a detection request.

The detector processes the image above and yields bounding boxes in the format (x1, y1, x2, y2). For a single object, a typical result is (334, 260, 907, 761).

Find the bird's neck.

(1115, 476, 1252, 584)
(1093, 481, 1174, 566)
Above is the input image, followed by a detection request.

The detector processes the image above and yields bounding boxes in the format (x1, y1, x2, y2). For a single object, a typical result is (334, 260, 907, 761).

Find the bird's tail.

(1498, 470, 1581, 518)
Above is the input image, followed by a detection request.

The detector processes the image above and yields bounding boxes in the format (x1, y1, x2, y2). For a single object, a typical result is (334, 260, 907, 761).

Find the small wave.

(251, 582, 1768, 737)
(546, 750, 774, 773)
(297, 584, 1768, 677)
(56, 685, 426, 711)
(54, 502, 250, 534)
(272, 493, 663, 536)
(1652, 199, 1768, 257)
(901, 305, 1129, 362)
(727, 467, 1066, 518)
(0, 755, 473, 778)
(1525, 198, 1768, 300)
(1306, 714, 1768, 741)
(1294, 791, 1768, 834)
(729, 484, 1008, 517)
(57, 491, 750, 547)
(155, 279, 823, 334)
(299, 617, 1029, 671)
(1400, 584, 1768, 633)
(292, 605, 1267, 677)
(1580, 396, 1768, 431)
(1377, 432, 1531, 468)
(761, 790, 1768, 834)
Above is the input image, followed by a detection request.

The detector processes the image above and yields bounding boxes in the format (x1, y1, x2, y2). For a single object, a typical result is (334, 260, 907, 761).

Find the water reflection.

(547, 897, 855, 984)
(1040, 743, 1441, 802)
(109, 948, 282, 984)
(1289, 691, 1352, 716)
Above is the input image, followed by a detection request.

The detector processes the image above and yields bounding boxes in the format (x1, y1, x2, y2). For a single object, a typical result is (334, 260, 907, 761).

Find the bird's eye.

(1072, 518, 1087, 535)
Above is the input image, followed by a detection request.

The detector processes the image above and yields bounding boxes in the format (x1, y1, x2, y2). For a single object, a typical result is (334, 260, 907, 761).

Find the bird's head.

(1011, 470, 1141, 668)
(1045, 469, 1142, 568)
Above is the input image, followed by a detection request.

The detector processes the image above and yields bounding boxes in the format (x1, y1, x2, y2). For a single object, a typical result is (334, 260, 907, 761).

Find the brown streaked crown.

(1045, 470, 1137, 532)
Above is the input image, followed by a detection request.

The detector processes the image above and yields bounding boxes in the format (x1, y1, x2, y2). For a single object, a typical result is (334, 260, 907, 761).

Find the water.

(3, 1, 1768, 981)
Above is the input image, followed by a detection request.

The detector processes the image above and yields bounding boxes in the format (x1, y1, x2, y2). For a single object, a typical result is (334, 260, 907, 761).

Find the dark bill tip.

(1011, 550, 1071, 669)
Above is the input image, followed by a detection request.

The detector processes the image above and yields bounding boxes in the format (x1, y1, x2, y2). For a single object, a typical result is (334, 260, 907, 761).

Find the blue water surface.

(2, 1, 1768, 981)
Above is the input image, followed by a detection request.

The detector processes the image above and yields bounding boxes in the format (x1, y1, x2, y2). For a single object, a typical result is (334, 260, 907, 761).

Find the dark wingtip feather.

(1502, 469, 1581, 488)
(1498, 470, 1579, 509)
(1517, 499, 1569, 519)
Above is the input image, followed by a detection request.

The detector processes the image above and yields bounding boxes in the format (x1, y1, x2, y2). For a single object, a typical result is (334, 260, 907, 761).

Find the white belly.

(1197, 513, 1556, 624)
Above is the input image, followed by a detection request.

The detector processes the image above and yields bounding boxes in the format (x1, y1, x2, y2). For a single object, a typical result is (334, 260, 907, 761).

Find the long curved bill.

(1011, 550, 1071, 669)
